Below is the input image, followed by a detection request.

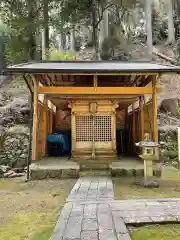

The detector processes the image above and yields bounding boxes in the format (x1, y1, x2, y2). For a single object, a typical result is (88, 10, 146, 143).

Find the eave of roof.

(3, 61, 180, 74)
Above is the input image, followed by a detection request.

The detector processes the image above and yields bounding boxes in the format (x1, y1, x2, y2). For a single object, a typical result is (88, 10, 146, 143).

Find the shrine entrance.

(4, 61, 179, 165)
(71, 100, 117, 160)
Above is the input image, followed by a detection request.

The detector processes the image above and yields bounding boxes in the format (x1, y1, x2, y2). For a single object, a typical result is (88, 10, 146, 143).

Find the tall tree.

(42, 0, 49, 59)
(145, 0, 153, 60)
(167, 0, 175, 43)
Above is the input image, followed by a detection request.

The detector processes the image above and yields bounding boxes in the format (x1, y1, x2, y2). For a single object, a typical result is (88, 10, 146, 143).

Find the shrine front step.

(80, 170, 111, 177)
(80, 161, 110, 170)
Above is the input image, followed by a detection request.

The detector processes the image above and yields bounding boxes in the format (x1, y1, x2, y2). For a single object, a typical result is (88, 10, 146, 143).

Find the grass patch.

(161, 166, 180, 180)
(0, 179, 75, 240)
(30, 226, 54, 240)
(130, 224, 180, 240)
(113, 167, 180, 200)
(113, 178, 180, 200)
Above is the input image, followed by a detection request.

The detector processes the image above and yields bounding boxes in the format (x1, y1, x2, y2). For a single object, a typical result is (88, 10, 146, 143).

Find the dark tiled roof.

(3, 61, 180, 74)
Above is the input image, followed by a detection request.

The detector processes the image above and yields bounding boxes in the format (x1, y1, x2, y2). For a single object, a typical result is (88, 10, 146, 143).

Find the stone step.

(80, 162, 110, 170)
(80, 170, 111, 177)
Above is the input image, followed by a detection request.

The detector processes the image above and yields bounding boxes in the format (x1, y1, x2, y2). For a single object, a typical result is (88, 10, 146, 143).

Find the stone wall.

(0, 125, 29, 168)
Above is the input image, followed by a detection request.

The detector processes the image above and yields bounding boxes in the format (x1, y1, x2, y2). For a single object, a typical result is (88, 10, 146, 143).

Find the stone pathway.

(51, 177, 180, 240)
(67, 177, 114, 202)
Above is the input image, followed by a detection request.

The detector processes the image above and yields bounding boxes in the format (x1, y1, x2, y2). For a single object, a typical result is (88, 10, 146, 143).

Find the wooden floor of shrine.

(29, 157, 162, 180)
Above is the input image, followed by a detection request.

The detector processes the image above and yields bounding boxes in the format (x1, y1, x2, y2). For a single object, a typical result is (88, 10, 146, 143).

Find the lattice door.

(75, 115, 113, 150)
(76, 116, 93, 142)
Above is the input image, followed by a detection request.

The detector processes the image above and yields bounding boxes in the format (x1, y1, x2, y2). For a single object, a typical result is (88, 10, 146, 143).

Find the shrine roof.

(3, 61, 180, 74)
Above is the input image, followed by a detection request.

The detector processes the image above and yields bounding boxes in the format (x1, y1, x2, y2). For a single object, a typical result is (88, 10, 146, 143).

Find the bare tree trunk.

(27, 0, 37, 60)
(70, 28, 76, 52)
(99, 8, 109, 50)
(145, 0, 153, 60)
(167, 0, 175, 43)
(103, 9, 109, 38)
(42, 0, 49, 60)
(65, 34, 69, 49)
(92, 0, 99, 60)
(57, 33, 63, 51)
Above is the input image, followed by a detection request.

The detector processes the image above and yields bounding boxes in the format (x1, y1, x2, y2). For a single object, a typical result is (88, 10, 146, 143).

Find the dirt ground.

(0, 178, 76, 240)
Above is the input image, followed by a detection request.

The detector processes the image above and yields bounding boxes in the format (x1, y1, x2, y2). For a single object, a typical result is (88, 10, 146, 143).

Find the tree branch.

(94, 3, 114, 28)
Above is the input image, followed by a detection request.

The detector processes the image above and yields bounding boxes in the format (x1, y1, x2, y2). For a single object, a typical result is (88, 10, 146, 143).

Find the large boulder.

(1, 125, 29, 168)
(159, 98, 178, 116)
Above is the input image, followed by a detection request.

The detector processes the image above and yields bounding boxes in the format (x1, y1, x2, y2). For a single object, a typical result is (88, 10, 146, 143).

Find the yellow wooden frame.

(31, 75, 38, 161)
(38, 86, 161, 95)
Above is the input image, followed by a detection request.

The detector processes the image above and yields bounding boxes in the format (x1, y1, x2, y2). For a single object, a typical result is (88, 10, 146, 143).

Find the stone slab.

(51, 177, 180, 240)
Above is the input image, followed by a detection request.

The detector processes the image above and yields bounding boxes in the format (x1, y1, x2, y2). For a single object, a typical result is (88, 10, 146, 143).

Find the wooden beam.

(139, 96, 144, 141)
(31, 75, 38, 161)
(42, 97, 48, 155)
(38, 86, 160, 95)
(132, 102, 136, 150)
(152, 75, 158, 142)
(49, 110, 53, 134)
(93, 75, 98, 88)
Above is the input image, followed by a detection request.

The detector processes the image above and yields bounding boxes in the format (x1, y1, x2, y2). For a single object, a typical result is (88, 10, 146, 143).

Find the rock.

(7, 125, 29, 135)
(3, 170, 14, 177)
(61, 169, 79, 178)
(0, 165, 11, 174)
(140, 180, 160, 188)
(159, 98, 178, 116)
(13, 168, 25, 173)
(2, 128, 29, 168)
(16, 150, 22, 155)
(48, 170, 62, 178)
(7, 172, 25, 178)
(20, 154, 27, 159)
(30, 169, 48, 180)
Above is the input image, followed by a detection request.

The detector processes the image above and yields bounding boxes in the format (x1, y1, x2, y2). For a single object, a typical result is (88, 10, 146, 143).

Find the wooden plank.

(93, 75, 98, 87)
(31, 75, 38, 161)
(152, 75, 158, 142)
(42, 97, 48, 155)
(112, 113, 116, 152)
(139, 96, 144, 141)
(71, 112, 76, 153)
(132, 102, 136, 150)
(38, 86, 160, 95)
(49, 110, 53, 134)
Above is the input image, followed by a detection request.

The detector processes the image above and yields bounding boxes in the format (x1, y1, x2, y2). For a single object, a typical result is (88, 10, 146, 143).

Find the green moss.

(0, 179, 75, 240)
(131, 224, 180, 240)
(31, 226, 54, 240)
(113, 177, 180, 200)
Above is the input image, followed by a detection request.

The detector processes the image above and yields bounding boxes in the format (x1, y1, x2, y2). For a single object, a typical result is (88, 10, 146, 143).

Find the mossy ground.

(113, 167, 180, 200)
(113, 167, 180, 240)
(130, 224, 180, 240)
(0, 178, 75, 240)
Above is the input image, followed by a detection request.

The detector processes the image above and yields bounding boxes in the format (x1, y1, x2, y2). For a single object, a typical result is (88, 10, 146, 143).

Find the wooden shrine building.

(3, 61, 180, 164)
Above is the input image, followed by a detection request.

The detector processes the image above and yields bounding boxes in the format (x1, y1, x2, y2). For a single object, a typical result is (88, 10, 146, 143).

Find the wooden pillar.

(31, 75, 38, 161)
(139, 96, 144, 140)
(152, 75, 158, 142)
(124, 106, 129, 134)
(71, 111, 76, 155)
(132, 102, 136, 152)
(49, 110, 53, 134)
(42, 97, 48, 155)
(93, 75, 98, 88)
(152, 75, 159, 162)
(112, 109, 117, 153)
